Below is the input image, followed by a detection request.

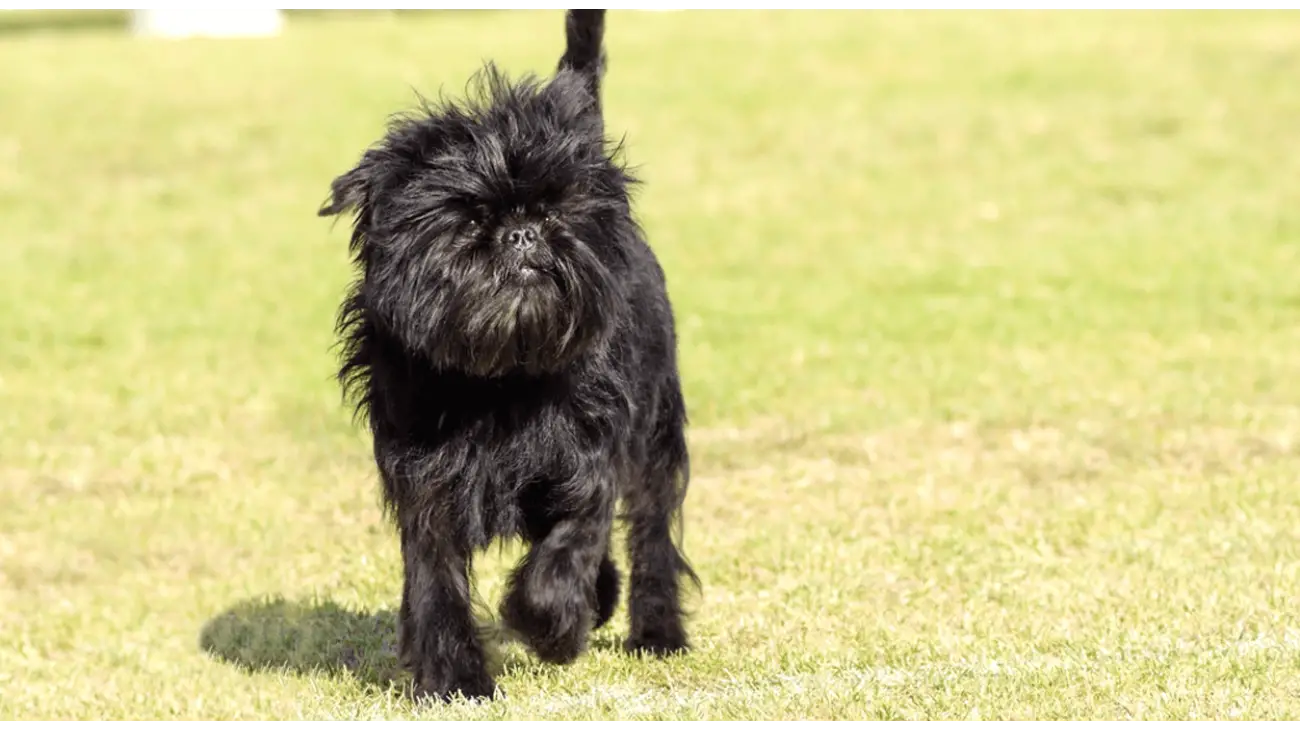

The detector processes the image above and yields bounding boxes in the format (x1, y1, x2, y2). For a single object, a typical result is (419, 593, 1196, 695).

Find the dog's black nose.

(505, 225, 540, 251)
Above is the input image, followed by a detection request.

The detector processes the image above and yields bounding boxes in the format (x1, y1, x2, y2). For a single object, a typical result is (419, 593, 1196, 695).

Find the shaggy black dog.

(318, 10, 696, 702)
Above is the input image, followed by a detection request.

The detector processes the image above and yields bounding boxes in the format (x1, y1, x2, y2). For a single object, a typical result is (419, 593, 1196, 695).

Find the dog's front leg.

(501, 474, 614, 665)
(399, 524, 495, 702)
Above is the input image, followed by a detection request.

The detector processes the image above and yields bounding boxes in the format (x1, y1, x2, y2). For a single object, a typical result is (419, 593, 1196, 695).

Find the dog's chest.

(427, 393, 602, 546)
(385, 364, 630, 546)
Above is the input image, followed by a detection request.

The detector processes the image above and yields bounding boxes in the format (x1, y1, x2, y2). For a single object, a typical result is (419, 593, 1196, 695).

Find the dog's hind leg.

(623, 391, 695, 657)
(593, 550, 621, 630)
(398, 523, 496, 702)
(501, 476, 615, 664)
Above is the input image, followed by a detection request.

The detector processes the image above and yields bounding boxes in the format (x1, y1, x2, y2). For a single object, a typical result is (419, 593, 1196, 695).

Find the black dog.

(318, 10, 696, 702)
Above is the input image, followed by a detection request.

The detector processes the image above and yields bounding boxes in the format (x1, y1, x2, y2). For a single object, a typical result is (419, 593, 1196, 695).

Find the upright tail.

(558, 10, 606, 122)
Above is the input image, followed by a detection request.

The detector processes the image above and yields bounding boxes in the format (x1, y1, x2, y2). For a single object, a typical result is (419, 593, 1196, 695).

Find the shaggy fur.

(318, 10, 696, 702)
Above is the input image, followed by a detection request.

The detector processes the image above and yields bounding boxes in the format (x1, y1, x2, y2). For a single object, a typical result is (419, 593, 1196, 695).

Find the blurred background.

(3, 9, 1300, 720)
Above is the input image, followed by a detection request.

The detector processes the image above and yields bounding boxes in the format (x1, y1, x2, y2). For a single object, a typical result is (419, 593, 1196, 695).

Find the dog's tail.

(558, 10, 606, 120)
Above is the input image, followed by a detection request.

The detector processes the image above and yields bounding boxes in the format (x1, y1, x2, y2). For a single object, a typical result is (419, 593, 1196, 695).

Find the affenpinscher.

(318, 10, 696, 702)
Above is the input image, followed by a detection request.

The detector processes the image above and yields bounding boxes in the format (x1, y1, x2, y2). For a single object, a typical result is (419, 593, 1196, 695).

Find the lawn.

(3, 9, 1300, 720)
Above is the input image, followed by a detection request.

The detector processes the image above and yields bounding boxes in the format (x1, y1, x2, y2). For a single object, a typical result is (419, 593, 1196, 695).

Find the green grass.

(3, 9, 1300, 720)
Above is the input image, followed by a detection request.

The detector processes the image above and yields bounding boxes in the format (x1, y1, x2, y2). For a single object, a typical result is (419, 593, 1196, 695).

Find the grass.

(3, 9, 1300, 720)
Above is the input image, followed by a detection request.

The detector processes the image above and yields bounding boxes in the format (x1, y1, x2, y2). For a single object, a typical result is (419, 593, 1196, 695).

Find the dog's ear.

(318, 150, 384, 219)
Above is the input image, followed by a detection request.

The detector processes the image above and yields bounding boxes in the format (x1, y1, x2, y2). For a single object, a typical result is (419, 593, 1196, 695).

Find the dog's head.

(321, 65, 635, 378)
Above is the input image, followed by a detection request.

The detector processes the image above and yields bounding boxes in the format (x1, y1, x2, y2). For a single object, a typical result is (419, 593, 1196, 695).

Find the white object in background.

(130, 9, 283, 38)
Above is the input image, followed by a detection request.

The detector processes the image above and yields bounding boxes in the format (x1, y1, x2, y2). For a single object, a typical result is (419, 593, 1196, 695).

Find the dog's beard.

(365, 220, 620, 378)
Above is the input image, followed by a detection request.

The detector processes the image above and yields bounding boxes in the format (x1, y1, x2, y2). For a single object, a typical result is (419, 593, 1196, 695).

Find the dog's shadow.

(200, 597, 406, 690)
(200, 596, 624, 692)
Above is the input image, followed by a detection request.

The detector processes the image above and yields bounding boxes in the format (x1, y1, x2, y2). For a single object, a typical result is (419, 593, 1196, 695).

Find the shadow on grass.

(200, 597, 405, 691)
(200, 595, 605, 693)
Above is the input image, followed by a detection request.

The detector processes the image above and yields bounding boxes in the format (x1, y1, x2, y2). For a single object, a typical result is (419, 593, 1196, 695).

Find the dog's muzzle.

(503, 223, 541, 252)
(499, 223, 552, 281)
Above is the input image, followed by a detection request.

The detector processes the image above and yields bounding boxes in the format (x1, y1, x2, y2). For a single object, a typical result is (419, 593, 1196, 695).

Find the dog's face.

(322, 67, 634, 378)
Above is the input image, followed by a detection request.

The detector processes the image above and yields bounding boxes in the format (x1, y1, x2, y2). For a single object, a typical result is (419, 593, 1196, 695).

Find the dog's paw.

(500, 585, 590, 665)
(624, 626, 690, 658)
(411, 671, 498, 704)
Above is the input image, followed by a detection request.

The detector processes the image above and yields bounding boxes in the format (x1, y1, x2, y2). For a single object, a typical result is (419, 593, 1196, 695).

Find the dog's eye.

(545, 210, 559, 222)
